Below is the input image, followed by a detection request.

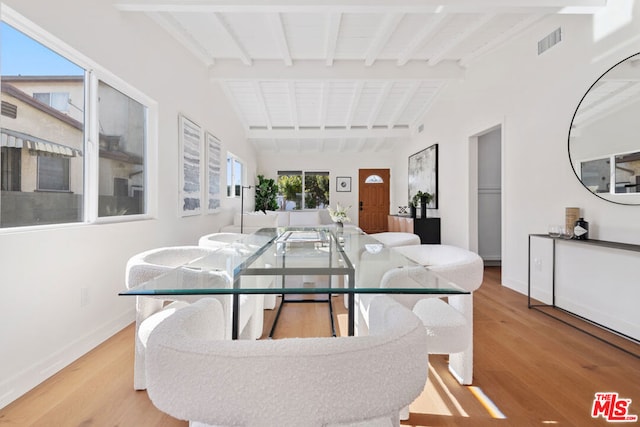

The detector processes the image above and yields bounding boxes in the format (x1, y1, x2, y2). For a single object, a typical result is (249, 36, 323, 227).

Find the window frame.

(0, 6, 158, 230)
(277, 170, 330, 210)
(226, 152, 245, 198)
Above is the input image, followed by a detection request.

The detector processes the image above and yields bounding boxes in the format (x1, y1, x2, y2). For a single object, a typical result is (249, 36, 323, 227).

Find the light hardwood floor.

(1, 267, 638, 426)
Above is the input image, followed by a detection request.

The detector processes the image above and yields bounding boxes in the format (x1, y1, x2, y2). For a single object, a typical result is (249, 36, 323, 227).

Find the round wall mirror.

(568, 52, 640, 205)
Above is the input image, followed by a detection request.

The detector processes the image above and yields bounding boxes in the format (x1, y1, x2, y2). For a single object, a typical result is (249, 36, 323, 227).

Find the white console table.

(528, 234, 639, 357)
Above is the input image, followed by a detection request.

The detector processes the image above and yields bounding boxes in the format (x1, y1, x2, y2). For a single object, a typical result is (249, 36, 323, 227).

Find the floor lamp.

(240, 185, 252, 233)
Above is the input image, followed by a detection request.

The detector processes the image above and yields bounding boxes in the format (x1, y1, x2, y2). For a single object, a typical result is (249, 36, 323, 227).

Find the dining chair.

(145, 295, 428, 427)
(125, 245, 263, 390)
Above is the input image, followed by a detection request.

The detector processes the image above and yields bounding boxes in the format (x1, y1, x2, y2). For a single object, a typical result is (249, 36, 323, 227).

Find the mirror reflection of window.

(580, 158, 610, 193)
(614, 152, 640, 193)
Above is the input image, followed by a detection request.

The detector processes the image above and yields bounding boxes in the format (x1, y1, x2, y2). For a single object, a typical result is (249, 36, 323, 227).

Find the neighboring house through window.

(0, 13, 153, 228)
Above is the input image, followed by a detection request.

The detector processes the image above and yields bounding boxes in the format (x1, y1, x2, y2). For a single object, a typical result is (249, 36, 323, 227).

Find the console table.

(528, 234, 640, 357)
(388, 215, 441, 244)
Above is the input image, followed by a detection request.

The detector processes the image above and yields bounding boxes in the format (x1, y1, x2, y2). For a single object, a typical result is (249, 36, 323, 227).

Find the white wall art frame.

(179, 114, 202, 216)
(205, 131, 222, 213)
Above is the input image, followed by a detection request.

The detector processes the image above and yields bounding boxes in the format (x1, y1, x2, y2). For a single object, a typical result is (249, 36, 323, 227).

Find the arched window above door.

(364, 174, 384, 184)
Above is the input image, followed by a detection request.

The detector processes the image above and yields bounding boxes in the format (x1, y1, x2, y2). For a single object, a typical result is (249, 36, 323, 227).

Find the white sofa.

(220, 210, 331, 234)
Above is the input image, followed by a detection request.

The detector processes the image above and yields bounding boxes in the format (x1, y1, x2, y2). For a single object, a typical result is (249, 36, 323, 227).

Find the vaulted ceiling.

(115, 0, 606, 153)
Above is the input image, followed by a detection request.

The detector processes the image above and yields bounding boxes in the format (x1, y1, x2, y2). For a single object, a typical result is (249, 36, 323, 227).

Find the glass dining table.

(120, 226, 468, 339)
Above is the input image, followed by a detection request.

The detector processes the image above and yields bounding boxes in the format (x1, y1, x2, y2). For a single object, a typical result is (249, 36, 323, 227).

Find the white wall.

(0, 0, 255, 408)
(258, 150, 408, 226)
(393, 2, 640, 294)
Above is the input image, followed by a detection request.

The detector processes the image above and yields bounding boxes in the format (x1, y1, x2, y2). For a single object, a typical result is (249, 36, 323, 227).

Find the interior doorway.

(358, 169, 390, 233)
(476, 127, 502, 266)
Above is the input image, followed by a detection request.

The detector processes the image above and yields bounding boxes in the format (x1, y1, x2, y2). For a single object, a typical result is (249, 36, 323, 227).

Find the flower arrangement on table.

(327, 203, 351, 224)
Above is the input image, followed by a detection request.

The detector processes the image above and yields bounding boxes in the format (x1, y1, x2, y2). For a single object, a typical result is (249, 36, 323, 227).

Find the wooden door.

(358, 169, 390, 233)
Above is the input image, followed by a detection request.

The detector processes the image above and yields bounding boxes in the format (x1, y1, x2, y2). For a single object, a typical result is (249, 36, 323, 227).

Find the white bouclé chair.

(388, 245, 484, 385)
(145, 296, 429, 427)
(197, 233, 277, 310)
(198, 232, 244, 249)
(125, 246, 263, 390)
(369, 232, 421, 247)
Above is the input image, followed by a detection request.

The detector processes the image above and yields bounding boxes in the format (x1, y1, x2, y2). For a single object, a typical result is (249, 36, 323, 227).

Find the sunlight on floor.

(468, 386, 506, 419)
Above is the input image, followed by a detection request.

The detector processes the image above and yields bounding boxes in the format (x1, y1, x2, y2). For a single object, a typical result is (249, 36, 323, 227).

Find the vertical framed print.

(408, 143, 438, 209)
(205, 131, 222, 213)
(179, 114, 202, 216)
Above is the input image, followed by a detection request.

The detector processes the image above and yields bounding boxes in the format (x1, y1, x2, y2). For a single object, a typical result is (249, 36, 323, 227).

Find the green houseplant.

(254, 174, 279, 213)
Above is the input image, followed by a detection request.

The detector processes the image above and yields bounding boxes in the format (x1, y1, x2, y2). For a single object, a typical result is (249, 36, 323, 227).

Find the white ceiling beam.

(252, 81, 273, 129)
(387, 81, 421, 129)
(269, 13, 292, 66)
(346, 81, 364, 129)
(364, 13, 405, 66)
(459, 14, 544, 67)
(211, 12, 252, 66)
(218, 81, 251, 131)
(367, 82, 393, 129)
(146, 12, 215, 66)
(287, 82, 299, 130)
(428, 13, 497, 66)
(115, 1, 606, 15)
(409, 82, 446, 131)
(247, 127, 410, 139)
(319, 81, 329, 129)
(209, 59, 465, 80)
(325, 13, 342, 66)
(397, 13, 449, 66)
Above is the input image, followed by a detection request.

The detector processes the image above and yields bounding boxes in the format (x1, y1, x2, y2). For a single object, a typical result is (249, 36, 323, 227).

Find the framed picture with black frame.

(336, 176, 351, 192)
(408, 144, 438, 209)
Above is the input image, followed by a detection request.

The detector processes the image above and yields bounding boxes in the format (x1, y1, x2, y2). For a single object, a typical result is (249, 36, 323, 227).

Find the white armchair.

(125, 245, 264, 390)
(385, 245, 484, 385)
(145, 295, 428, 427)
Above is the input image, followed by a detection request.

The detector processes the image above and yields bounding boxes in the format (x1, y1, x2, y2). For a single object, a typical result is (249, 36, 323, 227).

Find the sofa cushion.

(234, 212, 278, 228)
(266, 210, 290, 227)
(289, 211, 321, 226)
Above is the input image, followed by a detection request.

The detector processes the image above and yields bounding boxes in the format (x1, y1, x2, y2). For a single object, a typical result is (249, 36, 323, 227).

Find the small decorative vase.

(420, 201, 427, 219)
(409, 206, 416, 218)
(336, 221, 343, 230)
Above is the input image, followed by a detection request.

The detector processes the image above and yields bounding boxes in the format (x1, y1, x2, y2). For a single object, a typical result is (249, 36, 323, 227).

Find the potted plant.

(254, 175, 279, 213)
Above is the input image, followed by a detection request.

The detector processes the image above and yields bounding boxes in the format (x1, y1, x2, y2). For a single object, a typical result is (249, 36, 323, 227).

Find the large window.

(0, 16, 151, 228)
(277, 170, 329, 210)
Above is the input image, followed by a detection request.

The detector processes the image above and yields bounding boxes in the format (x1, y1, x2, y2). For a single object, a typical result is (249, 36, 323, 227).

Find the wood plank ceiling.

(115, 0, 606, 153)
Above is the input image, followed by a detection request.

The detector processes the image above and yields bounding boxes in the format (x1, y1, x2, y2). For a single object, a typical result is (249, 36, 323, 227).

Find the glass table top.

(119, 226, 468, 296)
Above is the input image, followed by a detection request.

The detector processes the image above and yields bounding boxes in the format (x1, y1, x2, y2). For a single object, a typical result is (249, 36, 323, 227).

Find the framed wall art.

(179, 114, 202, 216)
(408, 143, 438, 209)
(336, 176, 351, 192)
(205, 131, 222, 213)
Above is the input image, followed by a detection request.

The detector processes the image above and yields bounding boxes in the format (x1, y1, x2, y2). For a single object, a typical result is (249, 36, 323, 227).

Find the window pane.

(38, 156, 69, 191)
(304, 172, 329, 209)
(277, 171, 302, 210)
(0, 22, 84, 228)
(233, 159, 242, 197)
(226, 156, 233, 197)
(97, 80, 146, 217)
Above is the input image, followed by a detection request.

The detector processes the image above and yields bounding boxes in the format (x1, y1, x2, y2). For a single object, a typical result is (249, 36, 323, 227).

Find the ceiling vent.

(538, 27, 562, 55)
(418, 124, 424, 133)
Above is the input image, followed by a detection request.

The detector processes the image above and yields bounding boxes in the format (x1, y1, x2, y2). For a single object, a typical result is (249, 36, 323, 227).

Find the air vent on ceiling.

(418, 124, 424, 133)
(538, 27, 562, 55)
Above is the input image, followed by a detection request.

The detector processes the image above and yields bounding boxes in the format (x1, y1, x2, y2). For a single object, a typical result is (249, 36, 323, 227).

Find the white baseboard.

(0, 309, 135, 410)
